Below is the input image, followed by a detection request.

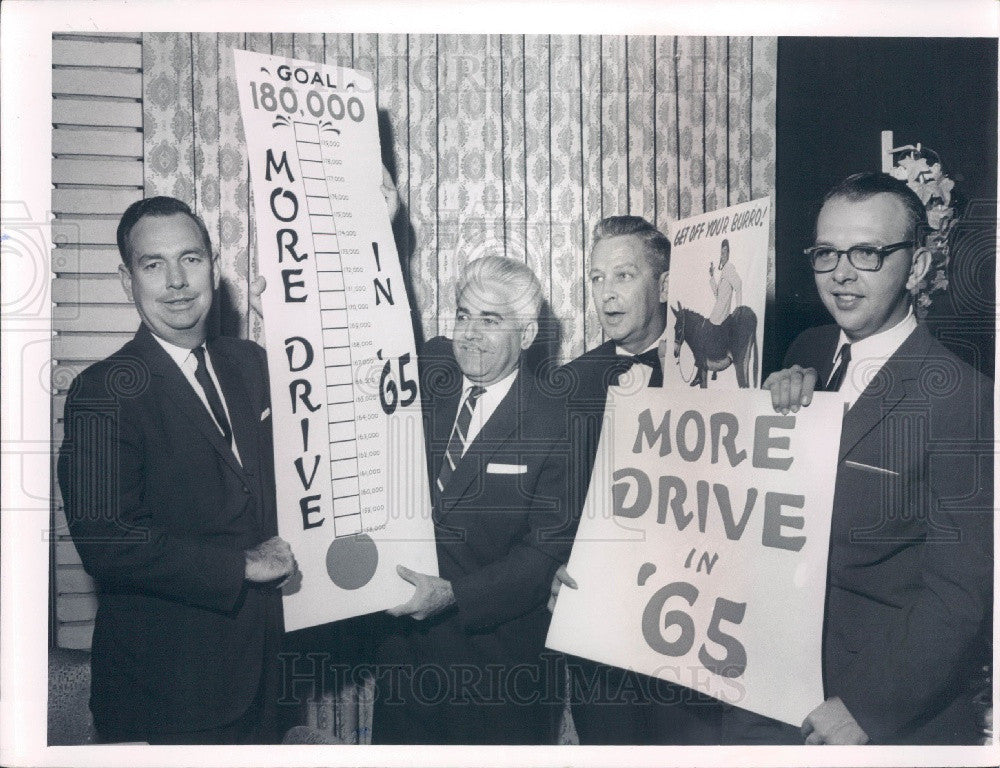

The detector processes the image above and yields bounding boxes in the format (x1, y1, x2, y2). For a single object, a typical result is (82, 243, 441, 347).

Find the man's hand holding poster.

(547, 386, 843, 726)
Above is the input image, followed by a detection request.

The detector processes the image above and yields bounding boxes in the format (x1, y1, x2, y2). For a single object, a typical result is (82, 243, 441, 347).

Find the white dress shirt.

(150, 334, 242, 462)
(709, 260, 743, 325)
(830, 308, 918, 410)
(456, 367, 519, 456)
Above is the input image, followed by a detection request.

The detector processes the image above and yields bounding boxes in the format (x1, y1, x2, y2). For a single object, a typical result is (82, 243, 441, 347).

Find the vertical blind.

(51, 33, 145, 650)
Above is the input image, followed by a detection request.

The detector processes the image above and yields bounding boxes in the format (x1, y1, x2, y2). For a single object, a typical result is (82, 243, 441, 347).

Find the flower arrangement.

(888, 143, 955, 316)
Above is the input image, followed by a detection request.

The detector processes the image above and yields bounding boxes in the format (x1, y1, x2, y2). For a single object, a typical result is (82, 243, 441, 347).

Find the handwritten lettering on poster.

(235, 50, 437, 630)
(547, 387, 842, 725)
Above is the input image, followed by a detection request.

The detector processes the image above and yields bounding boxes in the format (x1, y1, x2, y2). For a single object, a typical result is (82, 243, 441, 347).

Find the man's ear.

(658, 271, 669, 303)
(118, 262, 134, 302)
(520, 319, 539, 351)
(906, 247, 932, 293)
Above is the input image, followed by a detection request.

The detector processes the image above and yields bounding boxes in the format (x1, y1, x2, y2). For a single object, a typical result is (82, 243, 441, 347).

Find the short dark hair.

(821, 172, 929, 241)
(117, 196, 213, 269)
(721, 238, 729, 250)
(592, 215, 671, 275)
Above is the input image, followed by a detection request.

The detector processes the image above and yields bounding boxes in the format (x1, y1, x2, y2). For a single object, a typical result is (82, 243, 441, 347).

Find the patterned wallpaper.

(142, 32, 776, 365)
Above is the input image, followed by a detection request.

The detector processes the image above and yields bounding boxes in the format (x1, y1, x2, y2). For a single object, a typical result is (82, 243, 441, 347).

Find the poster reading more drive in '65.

(234, 50, 438, 631)
(547, 386, 844, 727)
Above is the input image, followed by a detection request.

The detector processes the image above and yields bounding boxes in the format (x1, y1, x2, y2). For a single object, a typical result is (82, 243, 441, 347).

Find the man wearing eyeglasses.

(764, 172, 992, 744)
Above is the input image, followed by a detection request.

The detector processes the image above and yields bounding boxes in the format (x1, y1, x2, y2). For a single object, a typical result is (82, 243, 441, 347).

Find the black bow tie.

(613, 348, 664, 388)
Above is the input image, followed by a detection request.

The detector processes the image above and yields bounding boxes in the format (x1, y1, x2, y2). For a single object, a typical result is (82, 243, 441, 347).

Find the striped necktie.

(436, 385, 486, 494)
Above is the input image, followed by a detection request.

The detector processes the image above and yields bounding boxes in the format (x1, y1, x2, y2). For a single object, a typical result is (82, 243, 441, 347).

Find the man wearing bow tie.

(58, 196, 297, 743)
(547, 216, 678, 744)
(372, 255, 571, 744)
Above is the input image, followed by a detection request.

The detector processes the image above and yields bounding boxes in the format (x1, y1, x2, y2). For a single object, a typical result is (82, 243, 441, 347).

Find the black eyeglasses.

(803, 241, 913, 273)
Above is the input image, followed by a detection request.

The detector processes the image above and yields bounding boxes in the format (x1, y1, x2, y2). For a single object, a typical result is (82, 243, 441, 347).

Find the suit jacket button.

(242, 485, 250, 494)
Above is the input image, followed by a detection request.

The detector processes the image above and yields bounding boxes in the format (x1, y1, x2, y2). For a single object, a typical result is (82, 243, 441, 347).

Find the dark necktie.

(614, 348, 664, 388)
(192, 346, 233, 446)
(826, 343, 852, 392)
(436, 385, 486, 494)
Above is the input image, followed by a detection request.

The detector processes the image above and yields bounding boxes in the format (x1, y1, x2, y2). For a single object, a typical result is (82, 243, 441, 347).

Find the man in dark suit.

(58, 196, 297, 744)
(371, 255, 570, 744)
(550, 217, 805, 745)
(547, 216, 688, 744)
(764, 172, 992, 744)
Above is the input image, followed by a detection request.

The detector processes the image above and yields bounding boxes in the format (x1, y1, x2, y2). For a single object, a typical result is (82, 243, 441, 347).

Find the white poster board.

(547, 387, 843, 726)
(234, 50, 437, 631)
(665, 197, 770, 390)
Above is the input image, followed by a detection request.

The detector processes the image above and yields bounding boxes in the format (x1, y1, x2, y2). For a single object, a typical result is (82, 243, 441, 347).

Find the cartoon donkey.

(671, 303, 758, 388)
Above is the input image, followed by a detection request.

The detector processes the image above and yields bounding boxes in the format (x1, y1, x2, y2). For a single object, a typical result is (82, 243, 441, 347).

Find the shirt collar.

(149, 331, 204, 369)
(615, 325, 670, 358)
(462, 366, 519, 400)
(834, 307, 916, 364)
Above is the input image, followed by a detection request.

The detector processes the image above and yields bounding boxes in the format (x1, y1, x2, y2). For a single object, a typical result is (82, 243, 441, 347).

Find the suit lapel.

(816, 345, 837, 390)
(133, 325, 247, 481)
(803, 326, 840, 388)
(592, 340, 624, 398)
(837, 324, 930, 463)
(439, 369, 524, 514)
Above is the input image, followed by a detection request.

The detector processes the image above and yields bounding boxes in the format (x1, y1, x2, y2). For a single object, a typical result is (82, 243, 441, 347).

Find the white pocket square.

(260, 407, 271, 421)
(844, 459, 899, 477)
(487, 462, 528, 475)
